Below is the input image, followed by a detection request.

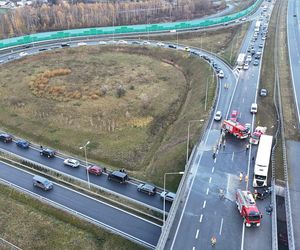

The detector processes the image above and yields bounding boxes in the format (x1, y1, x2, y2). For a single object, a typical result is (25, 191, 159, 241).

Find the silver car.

(63, 158, 80, 168)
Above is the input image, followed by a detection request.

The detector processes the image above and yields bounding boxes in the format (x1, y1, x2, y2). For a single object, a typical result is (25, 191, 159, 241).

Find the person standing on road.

(239, 172, 243, 182)
(246, 143, 250, 152)
(211, 235, 217, 246)
(245, 175, 249, 183)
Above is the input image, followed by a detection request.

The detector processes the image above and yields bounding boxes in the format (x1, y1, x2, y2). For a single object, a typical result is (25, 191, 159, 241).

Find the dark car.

(40, 148, 55, 158)
(61, 43, 70, 47)
(260, 88, 268, 97)
(0, 133, 13, 143)
(168, 44, 177, 49)
(137, 183, 157, 195)
(258, 43, 264, 48)
(88, 165, 102, 176)
(16, 139, 30, 149)
(108, 170, 128, 183)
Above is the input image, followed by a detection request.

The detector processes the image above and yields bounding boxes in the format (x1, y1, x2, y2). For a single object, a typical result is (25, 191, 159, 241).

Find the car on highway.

(214, 111, 222, 121)
(260, 88, 268, 96)
(251, 103, 258, 113)
(108, 170, 128, 183)
(77, 42, 87, 46)
(230, 110, 238, 122)
(61, 43, 70, 47)
(98, 41, 107, 45)
(33, 175, 53, 191)
(243, 62, 250, 70)
(156, 42, 165, 47)
(168, 44, 177, 49)
(137, 183, 156, 196)
(184, 47, 190, 52)
(253, 59, 259, 66)
(88, 165, 102, 176)
(40, 148, 56, 158)
(19, 52, 28, 57)
(259, 43, 264, 48)
(64, 158, 80, 168)
(118, 40, 128, 44)
(218, 70, 224, 78)
(160, 191, 176, 202)
(0, 133, 13, 143)
(16, 139, 30, 149)
(142, 41, 151, 45)
(262, 36, 266, 40)
(246, 55, 252, 62)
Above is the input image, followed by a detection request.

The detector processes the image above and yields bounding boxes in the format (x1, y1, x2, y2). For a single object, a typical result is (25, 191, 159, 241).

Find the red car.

(230, 110, 239, 122)
(88, 165, 102, 176)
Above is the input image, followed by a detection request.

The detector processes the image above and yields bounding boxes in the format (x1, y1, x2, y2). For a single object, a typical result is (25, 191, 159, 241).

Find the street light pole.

(186, 120, 204, 164)
(163, 171, 184, 225)
(80, 141, 90, 188)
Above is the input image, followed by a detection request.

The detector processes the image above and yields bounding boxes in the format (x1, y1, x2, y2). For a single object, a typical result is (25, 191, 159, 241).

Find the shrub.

(116, 85, 126, 98)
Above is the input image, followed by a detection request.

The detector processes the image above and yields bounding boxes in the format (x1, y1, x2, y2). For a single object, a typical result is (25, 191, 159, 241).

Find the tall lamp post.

(186, 120, 204, 164)
(163, 171, 184, 225)
(80, 141, 90, 188)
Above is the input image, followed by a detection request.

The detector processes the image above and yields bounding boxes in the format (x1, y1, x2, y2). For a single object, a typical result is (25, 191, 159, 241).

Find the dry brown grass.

(0, 45, 214, 188)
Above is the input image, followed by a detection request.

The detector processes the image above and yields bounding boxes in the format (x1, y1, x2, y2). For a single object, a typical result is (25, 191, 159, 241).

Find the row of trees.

(0, 0, 221, 38)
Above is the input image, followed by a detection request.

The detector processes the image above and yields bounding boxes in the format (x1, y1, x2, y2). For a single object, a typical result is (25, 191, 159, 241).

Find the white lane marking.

(209, 177, 212, 183)
(192, 247, 195, 250)
(206, 188, 209, 195)
(203, 200, 206, 208)
(195, 229, 199, 239)
(212, 167, 215, 173)
(219, 218, 224, 235)
(231, 152, 235, 161)
(199, 214, 203, 223)
(214, 157, 217, 163)
(241, 223, 245, 250)
(242, 98, 245, 103)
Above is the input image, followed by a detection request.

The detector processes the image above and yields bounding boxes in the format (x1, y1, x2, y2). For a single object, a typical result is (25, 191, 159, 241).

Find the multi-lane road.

(162, 2, 274, 249)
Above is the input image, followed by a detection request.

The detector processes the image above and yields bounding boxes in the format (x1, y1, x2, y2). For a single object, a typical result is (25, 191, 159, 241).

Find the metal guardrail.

(0, 178, 155, 249)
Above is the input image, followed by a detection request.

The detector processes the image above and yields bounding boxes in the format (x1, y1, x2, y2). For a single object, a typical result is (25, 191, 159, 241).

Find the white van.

(251, 103, 258, 113)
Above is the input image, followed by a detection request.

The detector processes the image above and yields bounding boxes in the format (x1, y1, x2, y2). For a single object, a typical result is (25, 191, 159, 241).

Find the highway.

(162, 2, 274, 249)
(286, 0, 300, 248)
(0, 160, 161, 248)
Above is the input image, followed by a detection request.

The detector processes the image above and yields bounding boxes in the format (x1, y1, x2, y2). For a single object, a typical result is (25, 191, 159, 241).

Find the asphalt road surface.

(287, 0, 300, 247)
(0, 160, 161, 248)
(163, 2, 274, 249)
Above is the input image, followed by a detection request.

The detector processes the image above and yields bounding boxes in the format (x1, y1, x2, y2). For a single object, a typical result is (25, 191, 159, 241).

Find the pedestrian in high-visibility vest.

(239, 172, 243, 182)
(253, 189, 258, 200)
(245, 175, 249, 183)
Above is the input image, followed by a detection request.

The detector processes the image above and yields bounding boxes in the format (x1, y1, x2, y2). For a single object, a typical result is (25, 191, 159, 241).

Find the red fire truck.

(236, 189, 262, 227)
(222, 120, 250, 139)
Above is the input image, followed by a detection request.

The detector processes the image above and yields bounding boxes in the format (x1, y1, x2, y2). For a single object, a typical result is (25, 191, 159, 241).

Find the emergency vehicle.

(236, 189, 262, 227)
(249, 126, 267, 144)
(222, 120, 250, 139)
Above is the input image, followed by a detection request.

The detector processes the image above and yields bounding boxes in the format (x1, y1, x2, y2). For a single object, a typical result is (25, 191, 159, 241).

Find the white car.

(98, 41, 107, 45)
(218, 70, 224, 78)
(143, 41, 151, 45)
(243, 63, 249, 70)
(156, 42, 165, 47)
(246, 55, 252, 62)
(214, 111, 222, 121)
(19, 52, 28, 57)
(118, 40, 128, 44)
(250, 103, 258, 113)
(77, 42, 87, 46)
(160, 191, 176, 202)
(64, 158, 80, 168)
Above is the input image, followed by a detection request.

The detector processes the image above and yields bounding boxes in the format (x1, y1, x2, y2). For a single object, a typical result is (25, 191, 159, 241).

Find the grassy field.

(0, 46, 214, 188)
(0, 184, 143, 250)
(152, 22, 249, 66)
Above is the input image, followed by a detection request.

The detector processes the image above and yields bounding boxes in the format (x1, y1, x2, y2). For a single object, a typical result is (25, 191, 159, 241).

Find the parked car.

(251, 103, 258, 113)
(160, 191, 176, 202)
(40, 148, 55, 158)
(16, 139, 30, 149)
(61, 43, 70, 47)
(137, 183, 157, 195)
(230, 110, 239, 122)
(253, 59, 260, 66)
(214, 111, 222, 121)
(260, 88, 268, 96)
(88, 165, 102, 176)
(246, 55, 252, 62)
(218, 70, 224, 78)
(64, 158, 80, 168)
(108, 170, 128, 183)
(0, 133, 13, 143)
(33, 175, 53, 191)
